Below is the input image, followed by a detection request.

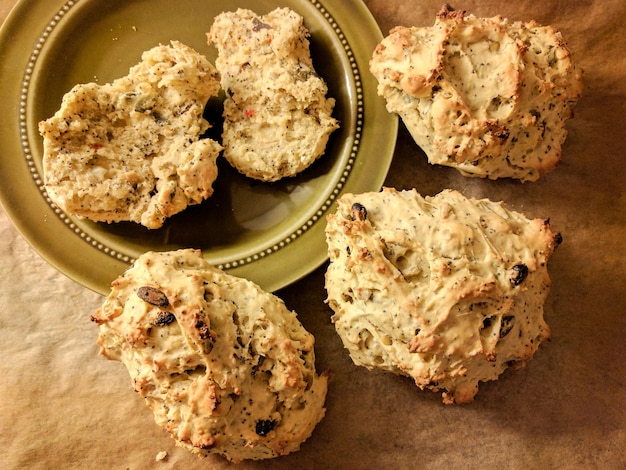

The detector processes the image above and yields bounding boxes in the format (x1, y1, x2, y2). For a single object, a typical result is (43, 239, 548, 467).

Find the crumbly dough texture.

(370, 5, 583, 182)
(39, 41, 222, 229)
(91, 249, 327, 462)
(325, 188, 561, 404)
(207, 8, 339, 182)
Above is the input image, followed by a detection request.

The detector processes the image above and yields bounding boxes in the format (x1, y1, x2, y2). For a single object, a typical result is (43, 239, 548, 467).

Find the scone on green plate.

(91, 249, 328, 462)
(370, 5, 583, 182)
(39, 41, 222, 229)
(325, 188, 561, 404)
(207, 8, 339, 182)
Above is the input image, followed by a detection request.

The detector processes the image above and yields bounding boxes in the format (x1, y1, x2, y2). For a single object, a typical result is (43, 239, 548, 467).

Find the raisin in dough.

(370, 5, 583, 181)
(207, 8, 339, 182)
(39, 41, 222, 229)
(325, 188, 561, 404)
(91, 249, 328, 462)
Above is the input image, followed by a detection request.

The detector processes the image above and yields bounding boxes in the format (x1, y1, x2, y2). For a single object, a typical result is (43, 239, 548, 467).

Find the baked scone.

(91, 249, 327, 462)
(207, 8, 339, 182)
(39, 41, 222, 229)
(370, 5, 583, 182)
(325, 188, 561, 404)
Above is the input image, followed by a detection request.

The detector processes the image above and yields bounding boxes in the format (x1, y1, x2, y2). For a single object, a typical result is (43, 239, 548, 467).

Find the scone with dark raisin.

(92, 249, 328, 462)
(325, 188, 561, 404)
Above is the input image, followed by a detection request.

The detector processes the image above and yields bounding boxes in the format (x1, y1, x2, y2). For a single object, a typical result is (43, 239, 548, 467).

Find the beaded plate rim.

(0, 0, 398, 293)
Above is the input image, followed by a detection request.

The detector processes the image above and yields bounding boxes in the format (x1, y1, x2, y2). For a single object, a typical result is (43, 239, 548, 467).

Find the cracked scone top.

(91, 249, 328, 462)
(370, 5, 583, 182)
(39, 41, 222, 229)
(207, 8, 339, 182)
(325, 188, 561, 404)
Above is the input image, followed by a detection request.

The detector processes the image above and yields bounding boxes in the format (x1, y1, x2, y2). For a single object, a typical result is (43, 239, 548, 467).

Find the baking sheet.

(1, 0, 625, 468)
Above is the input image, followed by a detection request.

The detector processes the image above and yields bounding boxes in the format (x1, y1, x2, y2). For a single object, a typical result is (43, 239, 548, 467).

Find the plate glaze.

(0, 0, 397, 294)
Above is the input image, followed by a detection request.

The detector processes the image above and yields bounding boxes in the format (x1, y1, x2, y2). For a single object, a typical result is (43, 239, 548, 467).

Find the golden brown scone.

(325, 188, 561, 404)
(39, 41, 222, 229)
(92, 249, 328, 462)
(207, 8, 339, 182)
(370, 5, 583, 182)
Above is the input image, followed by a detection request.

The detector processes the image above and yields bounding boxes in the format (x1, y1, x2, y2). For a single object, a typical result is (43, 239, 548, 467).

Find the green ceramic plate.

(0, 0, 397, 295)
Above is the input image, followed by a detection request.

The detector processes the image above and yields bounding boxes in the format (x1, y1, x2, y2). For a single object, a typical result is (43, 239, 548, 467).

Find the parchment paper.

(1, 0, 624, 468)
